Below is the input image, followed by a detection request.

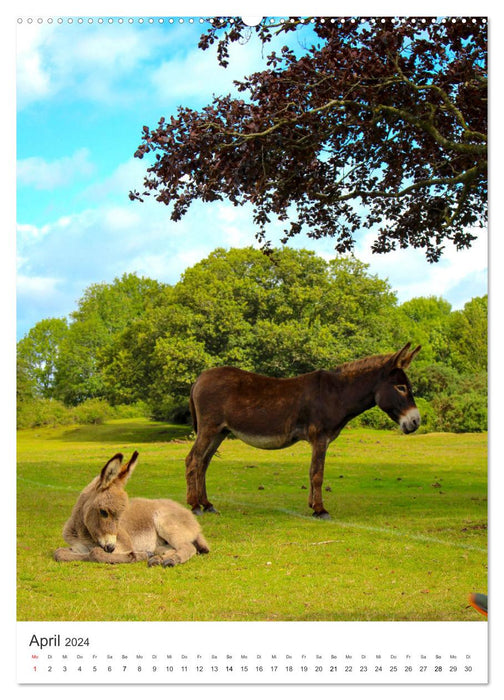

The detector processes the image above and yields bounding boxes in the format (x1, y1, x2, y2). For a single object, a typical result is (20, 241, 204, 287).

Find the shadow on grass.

(53, 420, 193, 444)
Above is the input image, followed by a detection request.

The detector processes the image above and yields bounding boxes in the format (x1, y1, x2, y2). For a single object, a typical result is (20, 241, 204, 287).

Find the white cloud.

(212, 203, 488, 308)
(83, 157, 147, 202)
(16, 190, 238, 336)
(17, 148, 95, 190)
(216, 204, 261, 248)
(16, 24, 52, 107)
(127, 247, 209, 281)
(17, 274, 61, 297)
(150, 36, 261, 103)
(16, 22, 169, 109)
(355, 227, 488, 308)
(16, 19, 269, 111)
(15, 143, 488, 340)
(16, 222, 51, 242)
(103, 206, 142, 231)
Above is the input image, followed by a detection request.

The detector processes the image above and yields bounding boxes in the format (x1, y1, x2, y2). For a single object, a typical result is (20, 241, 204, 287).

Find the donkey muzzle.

(399, 407, 421, 434)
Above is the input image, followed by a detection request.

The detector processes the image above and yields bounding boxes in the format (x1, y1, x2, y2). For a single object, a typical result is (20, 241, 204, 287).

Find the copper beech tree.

(130, 17, 487, 262)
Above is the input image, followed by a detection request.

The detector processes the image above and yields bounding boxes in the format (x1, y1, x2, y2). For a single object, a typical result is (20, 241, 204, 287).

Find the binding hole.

(242, 17, 263, 27)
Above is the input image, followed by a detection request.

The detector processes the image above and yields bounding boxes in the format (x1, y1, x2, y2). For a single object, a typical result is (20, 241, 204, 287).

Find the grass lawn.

(17, 419, 487, 622)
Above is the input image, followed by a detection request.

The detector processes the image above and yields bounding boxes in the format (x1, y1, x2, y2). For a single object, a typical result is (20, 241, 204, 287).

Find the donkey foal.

(54, 451, 209, 567)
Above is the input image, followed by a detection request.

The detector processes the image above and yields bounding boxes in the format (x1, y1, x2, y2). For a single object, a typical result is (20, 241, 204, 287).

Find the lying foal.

(54, 451, 209, 567)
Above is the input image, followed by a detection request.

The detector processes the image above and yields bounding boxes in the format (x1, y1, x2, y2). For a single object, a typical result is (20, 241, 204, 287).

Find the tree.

(53, 273, 164, 405)
(398, 296, 452, 363)
(130, 17, 487, 262)
(104, 247, 402, 416)
(53, 318, 111, 404)
(16, 318, 68, 398)
(17, 355, 37, 404)
(72, 272, 163, 335)
(402, 295, 487, 431)
(448, 295, 487, 373)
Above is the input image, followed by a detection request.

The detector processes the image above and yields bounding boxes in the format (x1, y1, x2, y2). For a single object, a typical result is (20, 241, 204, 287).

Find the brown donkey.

(186, 343, 421, 519)
(54, 451, 209, 567)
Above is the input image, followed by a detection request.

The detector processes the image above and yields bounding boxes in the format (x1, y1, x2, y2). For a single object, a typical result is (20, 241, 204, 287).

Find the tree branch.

(390, 54, 487, 144)
(314, 163, 485, 203)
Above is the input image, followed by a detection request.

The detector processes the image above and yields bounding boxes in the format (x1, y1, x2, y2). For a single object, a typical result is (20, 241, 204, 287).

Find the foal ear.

(99, 453, 124, 490)
(98, 452, 139, 489)
(391, 343, 421, 369)
(117, 450, 139, 485)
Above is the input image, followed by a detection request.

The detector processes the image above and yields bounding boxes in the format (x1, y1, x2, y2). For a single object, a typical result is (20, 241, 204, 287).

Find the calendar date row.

(32, 662, 475, 675)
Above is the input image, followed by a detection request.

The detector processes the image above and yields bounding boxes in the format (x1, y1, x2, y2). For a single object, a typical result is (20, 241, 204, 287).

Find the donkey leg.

(308, 438, 330, 519)
(186, 429, 225, 514)
(185, 444, 201, 513)
(199, 436, 224, 512)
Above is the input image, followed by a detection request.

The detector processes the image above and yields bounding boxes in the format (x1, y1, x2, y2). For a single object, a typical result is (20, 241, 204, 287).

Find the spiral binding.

(16, 17, 488, 26)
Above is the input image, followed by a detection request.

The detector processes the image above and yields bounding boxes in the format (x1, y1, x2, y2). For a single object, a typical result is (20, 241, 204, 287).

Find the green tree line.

(17, 247, 487, 432)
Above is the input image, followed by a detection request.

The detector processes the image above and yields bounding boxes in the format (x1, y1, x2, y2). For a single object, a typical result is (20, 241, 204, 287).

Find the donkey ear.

(99, 453, 124, 490)
(390, 342, 412, 368)
(391, 343, 421, 369)
(116, 451, 139, 485)
(405, 345, 422, 367)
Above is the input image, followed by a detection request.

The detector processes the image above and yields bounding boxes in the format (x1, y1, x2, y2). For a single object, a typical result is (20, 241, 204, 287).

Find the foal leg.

(308, 437, 330, 519)
(54, 547, 89, 562)
(194, 532, 210, 554)
(162, 541, 198, 568)
(147, 545, 176, 567)
(185, 428, 225, 514)
(87, 547, 148, 564)
(148, 541, 198, 568)
(54, 546, 147, 564)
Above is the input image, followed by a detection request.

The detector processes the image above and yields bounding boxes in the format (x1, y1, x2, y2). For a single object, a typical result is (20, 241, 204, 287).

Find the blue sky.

(16, 15, 488, 340)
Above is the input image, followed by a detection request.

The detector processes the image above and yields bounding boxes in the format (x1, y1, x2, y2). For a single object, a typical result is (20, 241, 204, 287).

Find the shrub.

(414, 397, 437, 433)
(17, 397, 152, 429)
(110, 401, 150, 419)
(353, 397, 436, 433)
(409, 363, 461, 400)
(71, 398, 112, 425)
(356, 406, 396, 430)
(433, 392, 487, 433)
(17, 399, 74, 429)
(148, 395, 191, 424)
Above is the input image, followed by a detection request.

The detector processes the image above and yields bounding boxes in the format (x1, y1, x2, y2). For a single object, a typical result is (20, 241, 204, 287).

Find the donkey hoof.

(148, 555, 161, 567)
(191, 507, 203, 516)
(203, 505, 219, 514)
(312, 511, 331, 520)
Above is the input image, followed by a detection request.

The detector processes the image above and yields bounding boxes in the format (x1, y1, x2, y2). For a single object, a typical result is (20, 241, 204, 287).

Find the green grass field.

(17, 419, 487, 622)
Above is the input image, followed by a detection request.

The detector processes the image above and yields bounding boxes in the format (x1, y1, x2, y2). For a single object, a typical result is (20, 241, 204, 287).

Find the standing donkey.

(54, 451, 209, 567)
(185, 343, 421, 519)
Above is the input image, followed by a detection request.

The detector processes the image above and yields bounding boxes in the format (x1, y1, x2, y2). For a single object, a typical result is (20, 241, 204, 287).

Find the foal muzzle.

(99, 534, 117, 553)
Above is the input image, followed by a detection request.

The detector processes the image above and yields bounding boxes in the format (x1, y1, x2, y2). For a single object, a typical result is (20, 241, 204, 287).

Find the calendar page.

(18, 621, 487, 683)
(15, 2, 490, 689)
